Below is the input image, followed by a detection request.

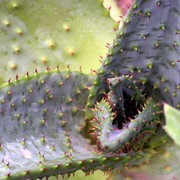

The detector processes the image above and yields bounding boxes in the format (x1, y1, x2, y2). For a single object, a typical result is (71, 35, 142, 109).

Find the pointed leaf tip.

(164, 103, 180, 146)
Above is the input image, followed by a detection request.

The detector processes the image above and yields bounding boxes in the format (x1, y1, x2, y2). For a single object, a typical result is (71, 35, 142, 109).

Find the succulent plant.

(0, 0, 117, 82)
(0, 0, 180, 179)
(89, 0, 180, 108)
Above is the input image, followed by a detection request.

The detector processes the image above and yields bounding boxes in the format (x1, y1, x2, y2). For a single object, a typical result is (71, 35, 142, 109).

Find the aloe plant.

(0, 0, 180, 179)
(0, 0, 117, 81)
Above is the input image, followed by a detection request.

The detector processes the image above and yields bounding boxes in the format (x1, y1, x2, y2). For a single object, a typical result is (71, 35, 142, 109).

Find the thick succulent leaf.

(0, 0, 179, 179)
(117, 137, 180, 179)
(0, 71, 94, 179)
(0, 0, 118, 83)
(0, 71, 153, 179)
(89, 83, 180, 178)
(110, 113, 180, 179)
(86, 0, 180, 178)
(164, 104, 180, 146)
(89, 0, 180, 108)
(92, 98, 161, 152)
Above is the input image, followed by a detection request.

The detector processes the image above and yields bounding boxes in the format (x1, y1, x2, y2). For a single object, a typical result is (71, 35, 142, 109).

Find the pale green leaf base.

(164, 104, 180, 146)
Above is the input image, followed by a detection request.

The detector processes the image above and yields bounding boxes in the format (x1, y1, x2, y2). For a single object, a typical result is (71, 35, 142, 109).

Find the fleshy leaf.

(92, 98, 161, 152)
(88, 0, 180, 108)
(0, 0, 117, 83)
(1, 0, 180, 179)
(0, 71, 93, 179)
(164, 103, 180, 146)
(0, 71, 153, 179)
(86, 0, 180, 178)
(117, 135, 180, 179)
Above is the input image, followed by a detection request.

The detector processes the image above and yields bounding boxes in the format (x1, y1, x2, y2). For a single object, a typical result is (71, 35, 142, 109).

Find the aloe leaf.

(92, 98, 161, 152)
(118, 137, 180, 179)
(0, 0, 118, 83)
(164, 104, 180, 146)
(86, 0, 180, 178)
(89, 0, 180, 108)
(0, 71, 93, 179)
(0, 0, 180, 179)
(0, 71, 151, 179)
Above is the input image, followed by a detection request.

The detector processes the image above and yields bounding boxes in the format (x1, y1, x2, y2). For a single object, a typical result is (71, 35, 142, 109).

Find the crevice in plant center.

(112, 90, 147, 129)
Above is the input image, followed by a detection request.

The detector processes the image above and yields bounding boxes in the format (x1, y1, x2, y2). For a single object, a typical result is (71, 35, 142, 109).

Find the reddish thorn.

(90, 69, 97, 76)
(119, 16, 123, 20)
(35, 68, 38, 74)
(46, 66, 50, 72)
(15, 74, 19, 80)
(6, 162, 10, 166)
(57, 164, 61, 168)
(113, 27, 117, 32)
(26, 170, 30, 174)
(8, 78, 11, 83)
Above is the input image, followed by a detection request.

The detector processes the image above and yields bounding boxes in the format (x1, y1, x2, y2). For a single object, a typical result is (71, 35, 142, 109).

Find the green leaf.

(0, 71, 94, 179)
(113, 130, 180, 179)
(0, 0, 118, 82)
(164, 103, 180, 146)
(0, 71, 156, 179)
